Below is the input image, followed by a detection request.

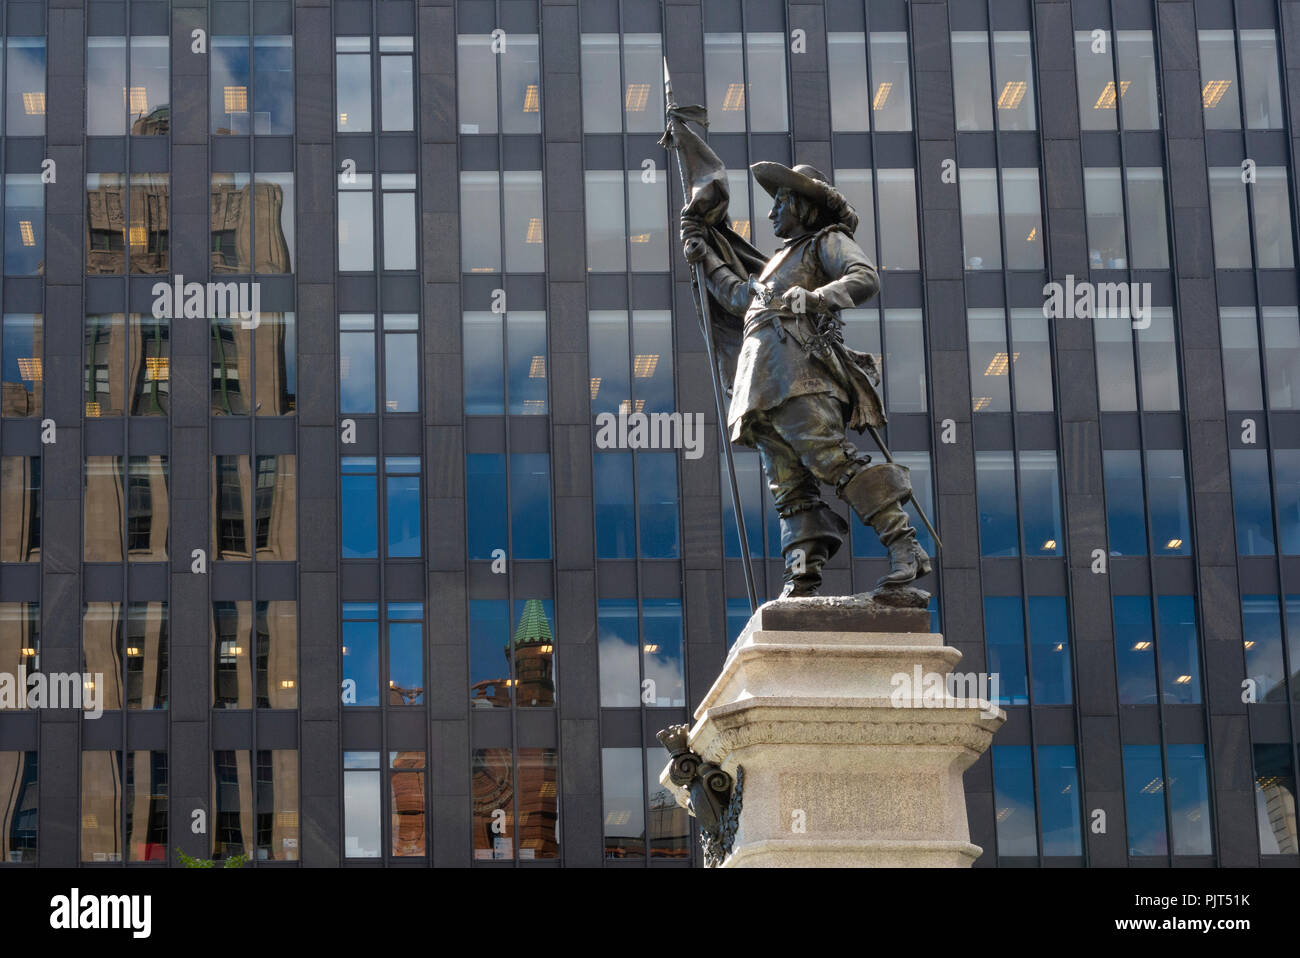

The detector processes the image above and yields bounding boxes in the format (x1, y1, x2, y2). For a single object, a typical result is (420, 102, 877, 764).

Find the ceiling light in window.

(521, 399, 546, 413)
(18, 220, 35, 247)
(625, 83, 650, 111)
(15, 358, 41, 381)
(997, 81, 1027, 110)
(386, 399, 399, 411)
(281, 680, 295, 689)
(1175, 674, 1192, 684)
(20, 648, 35, 657)
(85, 402, 101, 417)
(1132, 640, 1151, 651)
(1139, 777, 1163, 794)
(1243, 640, 1256, 649)
(872, 81, 893, 110)
(338, 112, 349, 126)
(972, 396, 992, 411)
(1093, 80, 1130, 110)
(523, 84, 540, 112)
(721, 82, 745, 111)
(633, 353, 659, 378)
(224, 86, 248, 113)
(1165, 538, 1183, 550)
(129, 225, 147, 248)
(145, 357, 169, 381)
(619, 398, 645, 415)
(1025, 226, 1037, 242)
(525, 217, 544, 244)
(125, 86, 148, 114)
(605, 810, 631, 826)
(22, 92, 44, 115)
(628, 232, 651, 243)
(983, 351, 1018, 376)
(125, 647, 141, 656)
(1201, 79, 1231, 109)
(82, 814, 99, 830)
(469, 266, 496, 273)
(1053, 642, 1064, 652)
(589, 377, 601, 399)
(643, 643, 660, 653)
(732, 219, 751, 240)
(1042, 539, 1057, 551)
(995, 806, 1013, 822)
(529, 355, 546, 378)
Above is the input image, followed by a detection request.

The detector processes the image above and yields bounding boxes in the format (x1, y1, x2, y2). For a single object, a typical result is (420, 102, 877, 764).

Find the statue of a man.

(682, 162, 931, 599)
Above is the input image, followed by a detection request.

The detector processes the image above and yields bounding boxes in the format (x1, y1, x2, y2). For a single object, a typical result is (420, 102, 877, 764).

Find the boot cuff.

(839, 462, 912, 522)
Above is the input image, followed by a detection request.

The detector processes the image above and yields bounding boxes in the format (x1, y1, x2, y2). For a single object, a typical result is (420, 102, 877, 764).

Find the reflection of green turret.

(509, 599, 555, 707)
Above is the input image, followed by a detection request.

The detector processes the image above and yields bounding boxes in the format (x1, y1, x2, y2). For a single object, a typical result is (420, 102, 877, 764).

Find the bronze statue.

(664, 96, 933, 600)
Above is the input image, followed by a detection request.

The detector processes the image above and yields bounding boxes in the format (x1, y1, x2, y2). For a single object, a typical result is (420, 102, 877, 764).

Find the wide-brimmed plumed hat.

(751, 161, 859, 235)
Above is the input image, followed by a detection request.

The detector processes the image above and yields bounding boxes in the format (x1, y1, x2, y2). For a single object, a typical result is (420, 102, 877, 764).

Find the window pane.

(3, 174, 41, 277)
(84, 314, 124, 417)
(627, 172, 668, 272)
(602, 748, 645, 859)
(598, 598, 639, 707)
(884, 308, 926, 412)
(457, 35, 497, 134)
(1242, 595, 1286, 701)
(469, 599, 510, 707)
(1147, 450, 1191, 556)
(130, 37, 168, 135)
(256, 174, 294, 273)
(510, 453, 551, 559)
(131, 313, 170, 416)
(344, 767, 382, 858)
(581, 34, 620, 132)
(1253, 167, 1295, 268)
(993, 32, 1035, 131)
(623, 34, 665, 133)
(126, 602, 168, 710)
(387, 603, 423, 704)
(253, 36, 293, 134)
(1158, 595, 1201, 704)
(1167, 745, 1213, 854)
(6, 39, 45, 136)
(460, 172, 500, 272)
(380, 53, 414, 131)
(1253, 744, 1298, 853)
(1198, 31, 1241, 130)
(390, 751, 426, 856)
(1021, 450, 1062, 556)
(1219, 308, 1262, 409)
(704, 33, 745, 133)
(258, 601, 296, 708)
(834, 170, 876, 263)
(595, 453, 635, 559)
(1028, 596, 1071, 704)
(1123, 745, 1168, 855)
(746, 33, 787, 131)
(336, 47, 372, 132)
(1231, 449, 1274, 556)
(1002, 168, 1043, 269)
(382, 191, 417, 270)
(1094, 312, 1137, 411)
(1262, 307, 1300, 409)
(1127, 168, 1169, 268)
(1209, 168, 1252, 268)
(517, 748, 559, 859)
(463, 311, 504, 414)
(992, 746, 1036, 856)
(342, 605, 380, 707)
(1116, 31, 1159, 130)
(870, 33, 912, 132)
(632, 310, 673, 413)
(0, 460, 40, 562)
(1084, 168, 1126, 269)
(1075, 31, 1117, 131)
(471, 749, 514, 859)
(638, 454, 679, 558)
(1038, 746, 1083, 856)
(952, 32, 993, 131)
(585, 172, 627, 272)
(960, 168, 1001, 270)
(83, 602, 123, 710)
(512, 598, 555, 708)
(648, 749, 689, 858)
(1103, 449, 1147, 556)
(500, 35, 540, 134)
(88, 37, 127, 136)
(466, 454, 506, 558)
(82, 751, 123, 862)
(828, 34, 869, 131)
(1009, 309, 1054, 411)
(212, 37, 251, 134)
(86, 173, 126, 275)
(1240, 30, 1283, 129)
(503, 172, 544, 272)
(1138, 308, 1179, 411)
(1115, 596, 1157, 704)
(977, 451, 1018, 557)
(340, 314, 376, 413)
(385, 458, 421, 558)
(877, 169, 919, 270)
(338, 188, 375, 272)
(968, 310, 1011, 413)
(384, 315, 419, 413)
(643, 599, 684, 707)
(340, 457, 378, 558)
(1278, 451, 1300, 555)
(984, 597, 1028, 704)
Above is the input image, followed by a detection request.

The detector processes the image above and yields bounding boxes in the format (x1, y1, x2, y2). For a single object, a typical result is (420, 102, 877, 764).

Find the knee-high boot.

(838, 463, 932, 588)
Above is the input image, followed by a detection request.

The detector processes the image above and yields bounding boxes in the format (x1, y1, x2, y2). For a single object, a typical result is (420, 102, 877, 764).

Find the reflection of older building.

(83, 456, 169, 562)
(212, 749, 299, 861)
(471, 748, 558, 860)
(210, 315, 296, 416)
(82, 602, 167, 712)
(0, 603, 38, 681)
(390, 752, 426, 856)
(210, 455, 297, 561)
(80, 751, 167, 863)
(85, 174, 170, 275)
(0, 752, 36, 862)
(83, 314, 170, 417)
(212, 601, 297, 709)
(1, 316, 42, 417)
(1258, 775, 1298, 853)
(131, 105, 169, 136)
(470, 600, 555, 709)
(0, 457, 40, 562)
(211, 178, 292, 274)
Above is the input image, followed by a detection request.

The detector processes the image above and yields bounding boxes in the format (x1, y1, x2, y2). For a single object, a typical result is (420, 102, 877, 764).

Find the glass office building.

(0, 0, 1297, 867)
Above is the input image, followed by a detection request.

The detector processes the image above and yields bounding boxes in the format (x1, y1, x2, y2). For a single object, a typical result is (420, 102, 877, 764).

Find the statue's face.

(769, 188, 805, 239)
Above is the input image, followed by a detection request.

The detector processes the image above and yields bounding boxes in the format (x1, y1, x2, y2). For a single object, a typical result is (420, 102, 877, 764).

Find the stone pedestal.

(661, 593, 1004, 868)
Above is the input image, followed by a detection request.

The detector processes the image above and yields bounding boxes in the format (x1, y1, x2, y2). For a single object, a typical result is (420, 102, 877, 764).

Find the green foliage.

(176, 847, 248, 869)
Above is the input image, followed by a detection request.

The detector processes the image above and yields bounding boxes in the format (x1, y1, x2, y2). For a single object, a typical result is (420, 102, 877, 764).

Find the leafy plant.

(176, 847, 247, 869)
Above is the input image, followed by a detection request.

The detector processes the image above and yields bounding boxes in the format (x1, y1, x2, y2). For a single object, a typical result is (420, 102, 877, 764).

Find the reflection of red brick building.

(389, 752, 425, 857)
(471, 747, 558, 860)
(512, 600, 554, 707)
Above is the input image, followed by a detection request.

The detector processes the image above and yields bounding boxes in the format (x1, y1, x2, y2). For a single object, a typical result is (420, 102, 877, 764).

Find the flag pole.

(662, 58, 759, 613)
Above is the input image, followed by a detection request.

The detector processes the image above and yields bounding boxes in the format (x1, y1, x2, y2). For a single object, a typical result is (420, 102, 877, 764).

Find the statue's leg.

(749, 415, 846, 599)
(766, 394, 932, 589)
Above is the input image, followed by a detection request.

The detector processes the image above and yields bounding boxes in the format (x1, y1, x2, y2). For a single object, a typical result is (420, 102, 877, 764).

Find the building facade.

(0, 0, 1297, 867)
